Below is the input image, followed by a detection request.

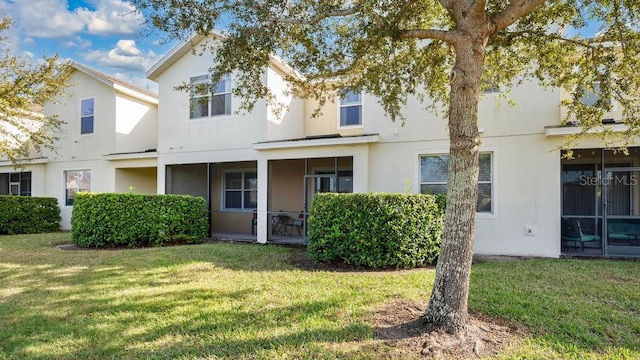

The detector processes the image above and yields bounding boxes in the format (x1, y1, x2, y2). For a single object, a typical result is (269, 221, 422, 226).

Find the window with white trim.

(190, 74, 232, 119)
(0, 172, 31, 196)
(80, 98, 94, 134)
(224, 171, 257, 209)
(64, 170, 91, 206)
(339, 90, 362, 127)
(420, 153, 493, 213)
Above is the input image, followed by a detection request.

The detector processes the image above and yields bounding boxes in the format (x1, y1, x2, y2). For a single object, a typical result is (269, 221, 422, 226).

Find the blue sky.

(2, 0, 174, 91)
(2, 0, 601, 94)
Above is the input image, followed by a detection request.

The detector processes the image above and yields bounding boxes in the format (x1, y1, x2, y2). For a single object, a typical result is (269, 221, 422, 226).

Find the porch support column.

(257, 158, 269, 244)
(158, 164, 167, 194)
(352, 146, 369, 193)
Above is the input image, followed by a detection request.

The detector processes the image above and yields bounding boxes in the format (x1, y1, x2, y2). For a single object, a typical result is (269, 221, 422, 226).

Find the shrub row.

(307, 193, 445, 269)
(0, 196, 61, 234)
(71, 193, 208, 247)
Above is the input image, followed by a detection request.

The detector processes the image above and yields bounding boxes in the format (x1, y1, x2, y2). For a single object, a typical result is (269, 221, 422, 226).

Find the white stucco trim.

(253, 134, 379, 150)
(414, 146, 499, 219)
(102, 152, 158, 161)
(113, 84, 159, 105)
(545, 123, 628, 137)
(0, 157, 48, 166)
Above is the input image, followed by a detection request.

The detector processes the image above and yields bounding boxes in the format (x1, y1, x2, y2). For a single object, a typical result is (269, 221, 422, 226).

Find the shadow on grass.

(2, 285, 371, 359)
(469, 259, 640, 356)
(0, 245, 382, 360)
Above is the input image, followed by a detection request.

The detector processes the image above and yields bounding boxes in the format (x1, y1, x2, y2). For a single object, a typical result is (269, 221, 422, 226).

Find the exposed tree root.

(372, 299, 521, 359)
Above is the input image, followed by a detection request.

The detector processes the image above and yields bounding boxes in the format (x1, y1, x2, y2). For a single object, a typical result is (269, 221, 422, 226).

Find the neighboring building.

(0, 62, 159, 228)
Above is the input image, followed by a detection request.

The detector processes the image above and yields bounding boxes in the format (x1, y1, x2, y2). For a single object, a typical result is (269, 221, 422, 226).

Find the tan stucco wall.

(269, 159, 305, 212)
(115, 167, 157, 194)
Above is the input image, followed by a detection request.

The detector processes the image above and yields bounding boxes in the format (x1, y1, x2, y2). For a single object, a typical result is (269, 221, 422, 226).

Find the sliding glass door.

(562, 148, 640, 257)
(604, 168, 640, 256)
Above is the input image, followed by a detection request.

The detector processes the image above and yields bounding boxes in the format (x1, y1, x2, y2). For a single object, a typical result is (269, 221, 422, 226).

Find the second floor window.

(81, 98, 94, 134)
(190, 74, 232, 119)
(339, 90, 362, 127)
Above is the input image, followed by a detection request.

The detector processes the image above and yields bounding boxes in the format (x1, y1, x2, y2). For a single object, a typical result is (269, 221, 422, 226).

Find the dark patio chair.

(561, 218, 600, 251)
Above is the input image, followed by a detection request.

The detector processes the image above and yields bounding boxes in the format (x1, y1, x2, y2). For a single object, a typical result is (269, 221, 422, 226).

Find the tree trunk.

(423, 31, 487, 333)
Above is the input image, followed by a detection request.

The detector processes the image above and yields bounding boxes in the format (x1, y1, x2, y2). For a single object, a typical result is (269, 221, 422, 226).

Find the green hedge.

(0, 196, 61, 234)
(71, 193, 208, 247)
(307, 193, 445, 269)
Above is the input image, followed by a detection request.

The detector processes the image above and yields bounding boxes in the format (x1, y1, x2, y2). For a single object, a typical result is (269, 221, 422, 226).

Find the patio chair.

(284, 212, 305, 236)
(561, 218, 600, 251)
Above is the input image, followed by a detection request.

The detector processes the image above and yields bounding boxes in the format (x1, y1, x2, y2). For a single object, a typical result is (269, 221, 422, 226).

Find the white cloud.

(14, 0, 86, 38)
(80, 0, 144, 36)
(84, 39, 159, 72)
(12, 0, 143, 39)
(63, 37, 92, 49)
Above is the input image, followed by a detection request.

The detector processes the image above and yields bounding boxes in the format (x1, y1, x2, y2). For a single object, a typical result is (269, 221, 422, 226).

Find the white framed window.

(190, 74, 232, 119)
(338, 90, 362, 128)
(0, 172, 31, 196)
(419, 152, 493, 213)
(579, 82, 617, 111)
(80, 98, 94, 134)
(223, 170, 257, 210)
(64, 170, 91, 206)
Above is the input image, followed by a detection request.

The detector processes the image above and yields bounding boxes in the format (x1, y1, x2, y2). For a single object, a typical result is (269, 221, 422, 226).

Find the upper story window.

(420, 153, 493, 213)
(80, 98, 94, 134)
(64, 170, 91, 206)
(579, 82, 616, 111)
(339, 90, 362, 128)
(190, 74, 232, 119)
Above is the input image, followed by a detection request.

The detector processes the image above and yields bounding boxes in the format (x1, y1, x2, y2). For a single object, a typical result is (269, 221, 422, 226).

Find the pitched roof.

(146, 31, 301, 82)
(70, 62, 158, 104)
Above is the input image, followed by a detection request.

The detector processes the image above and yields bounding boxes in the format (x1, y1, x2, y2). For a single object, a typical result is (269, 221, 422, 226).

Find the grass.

(0, 233, 638, 359)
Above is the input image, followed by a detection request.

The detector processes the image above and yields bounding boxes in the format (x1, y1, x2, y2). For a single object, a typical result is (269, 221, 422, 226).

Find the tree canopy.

(135, 0, 639, 137)
(0, 19, 69, 164)
(132, 0, 640, 339)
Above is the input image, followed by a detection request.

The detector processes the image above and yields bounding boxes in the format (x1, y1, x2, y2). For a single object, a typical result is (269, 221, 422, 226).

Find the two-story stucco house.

(147, 34, 640, 258)
(0, 62, 159, 228)
(2, 36, 637, 259)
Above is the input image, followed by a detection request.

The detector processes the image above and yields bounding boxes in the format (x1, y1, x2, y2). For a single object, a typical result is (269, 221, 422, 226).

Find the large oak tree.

(0, 19, 69, 164)
(133, 0, 640, 334)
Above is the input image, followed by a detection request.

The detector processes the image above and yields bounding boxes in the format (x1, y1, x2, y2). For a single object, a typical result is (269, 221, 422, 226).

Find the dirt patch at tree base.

(371, 299, 521, 359)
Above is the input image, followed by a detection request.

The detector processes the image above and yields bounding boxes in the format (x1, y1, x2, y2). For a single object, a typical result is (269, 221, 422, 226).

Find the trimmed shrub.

(71, 193, 208, 248)
(0, 196, 61, 234)
(307, 193, 444, 269)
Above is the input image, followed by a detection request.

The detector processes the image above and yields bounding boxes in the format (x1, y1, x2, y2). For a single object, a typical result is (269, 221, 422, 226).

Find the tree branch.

(495, 30, 602, 49)
(392, 0, 420, 27)
(400, 29, 459, 44)
(265, 6, 361, 25)
(490, 0, 547, 34)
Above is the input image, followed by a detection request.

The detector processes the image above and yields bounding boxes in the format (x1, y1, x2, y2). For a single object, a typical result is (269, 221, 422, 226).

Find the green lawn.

(0, 233, 638, 359)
